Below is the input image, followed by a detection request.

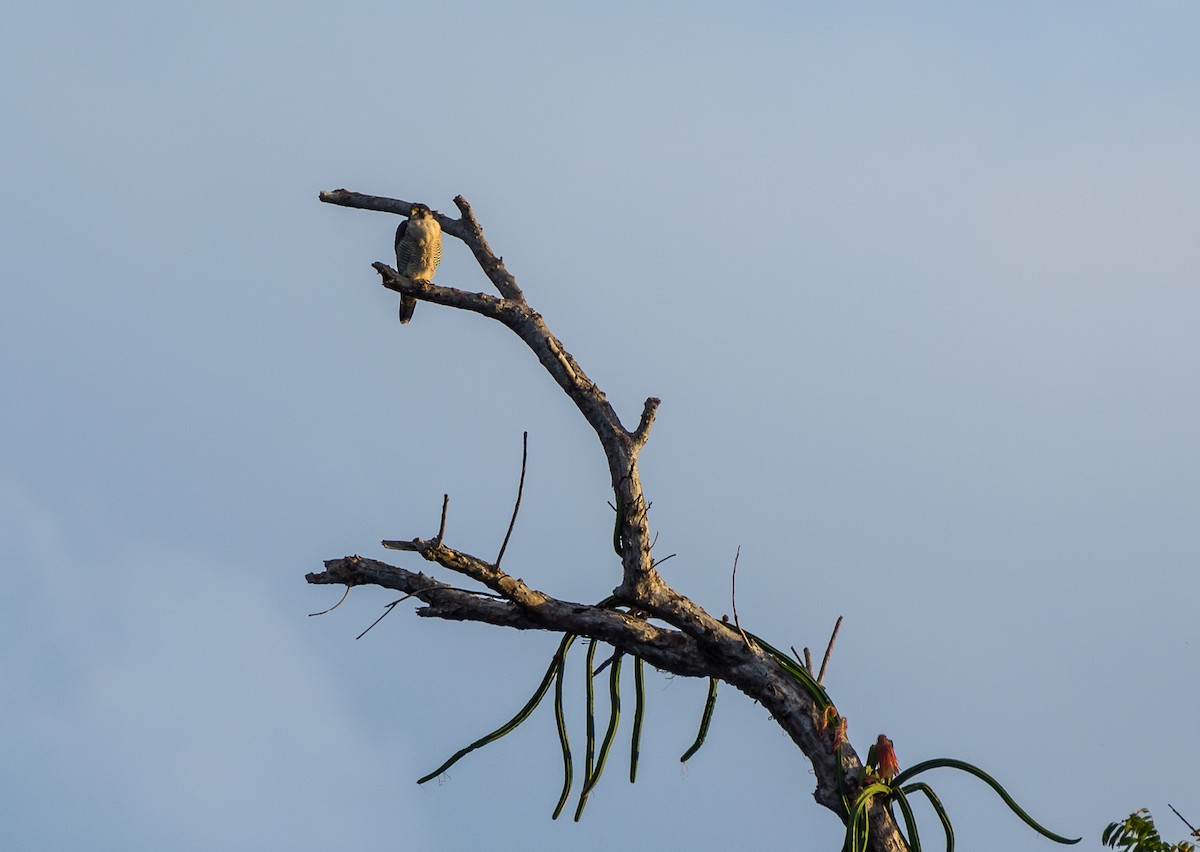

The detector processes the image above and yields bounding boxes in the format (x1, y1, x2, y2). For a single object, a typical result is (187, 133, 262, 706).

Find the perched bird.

(393, 203, 442, 323)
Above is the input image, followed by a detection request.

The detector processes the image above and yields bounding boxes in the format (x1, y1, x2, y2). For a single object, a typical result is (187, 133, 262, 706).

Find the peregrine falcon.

(393, 203, 442, 323)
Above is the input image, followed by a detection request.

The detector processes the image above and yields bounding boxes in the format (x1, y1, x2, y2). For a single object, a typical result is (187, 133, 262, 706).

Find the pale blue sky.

(3, 3, 1198, 850)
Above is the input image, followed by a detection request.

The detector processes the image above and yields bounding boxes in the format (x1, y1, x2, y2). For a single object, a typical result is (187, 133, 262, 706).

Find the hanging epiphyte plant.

(843, 745, 1082, 852)
(415, 611, 668, 821)
(414, 598, 723, 820)
(412, 584, 843, 821)
(413, 606, 1082, 851)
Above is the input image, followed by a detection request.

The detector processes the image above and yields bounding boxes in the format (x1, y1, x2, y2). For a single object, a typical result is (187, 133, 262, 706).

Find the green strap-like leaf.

(630, 655, 644, 783)
(679, 676, 718, 763)
(550, 635, 576, 820)
(573, 639, 600, 821)
(893, 758, 1081, 845)
(903, 782, 954, 852)
(417, 636, 565, 784)
(833, 744, 851, 816)
(580, 652, 622, 802)
(736, 629, 833, 709)
(846, 783, 893, 852)
(890, 786, 923, 852)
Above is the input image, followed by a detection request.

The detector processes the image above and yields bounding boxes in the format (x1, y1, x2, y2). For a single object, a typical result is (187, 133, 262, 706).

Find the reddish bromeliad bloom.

(833, 716, 847, 751)
(874, 734, 899, 782)
(820, 705, 847, 750)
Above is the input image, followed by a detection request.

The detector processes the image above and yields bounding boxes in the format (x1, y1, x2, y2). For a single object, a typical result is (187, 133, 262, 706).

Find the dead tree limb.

(309, 189, 909, 852)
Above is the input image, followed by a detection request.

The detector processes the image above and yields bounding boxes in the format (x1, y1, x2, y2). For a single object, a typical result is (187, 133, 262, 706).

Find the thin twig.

(495, 432, 528, 568)
(356, 595, 413, 639)
(1169, 803, 1199, 837)
(803, 647, 814, 675)
(355, 585, 505, 640)
(436, 493, 449, 546)
(308, 585, 351, 617)
(817, 615, 843, 686)
(730, 546, 755, 649)
(650, 552, 676, 568)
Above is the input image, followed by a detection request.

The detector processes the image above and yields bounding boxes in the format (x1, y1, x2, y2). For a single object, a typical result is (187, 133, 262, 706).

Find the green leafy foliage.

(1103, 809, 1197, 852)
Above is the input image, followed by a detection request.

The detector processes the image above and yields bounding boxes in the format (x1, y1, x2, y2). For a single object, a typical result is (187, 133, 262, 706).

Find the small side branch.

(308, 555, 453, 598)
(435, 494, 449, 546)
(318, 189, 412, 217)
(372, 262, 516, 320)
(817, 615, 843, 686)
(452, 195, 525, 302)
(382, 537, 546, 608)
(631, 397, 661, 449)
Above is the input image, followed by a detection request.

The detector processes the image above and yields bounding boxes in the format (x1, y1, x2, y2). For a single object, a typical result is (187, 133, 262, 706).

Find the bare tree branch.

(380, 536, 547, 607)
(309, 557, 716, 679)
(309, 190, 911, 852)
(363, 262, 661, 601)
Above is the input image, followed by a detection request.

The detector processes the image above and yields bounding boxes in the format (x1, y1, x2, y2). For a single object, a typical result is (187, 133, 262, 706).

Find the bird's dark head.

(409, 203, 433, 219)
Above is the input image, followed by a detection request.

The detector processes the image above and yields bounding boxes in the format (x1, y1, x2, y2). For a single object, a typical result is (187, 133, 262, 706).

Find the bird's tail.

(399, 295, 416, 324)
